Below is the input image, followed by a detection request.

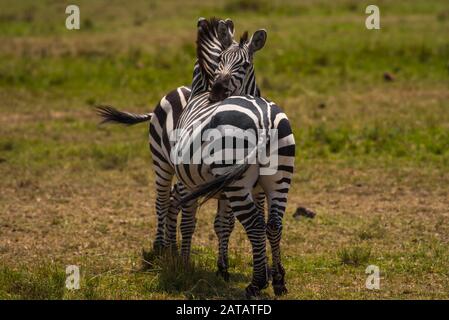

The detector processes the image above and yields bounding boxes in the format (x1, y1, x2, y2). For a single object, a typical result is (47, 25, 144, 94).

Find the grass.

(0, 264, 66, 300)
(0, 0, 448, 299)
(338, 246, 372, 266)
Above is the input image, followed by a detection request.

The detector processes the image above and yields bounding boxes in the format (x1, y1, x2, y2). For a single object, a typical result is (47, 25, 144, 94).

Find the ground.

(0, 0, 448, 299)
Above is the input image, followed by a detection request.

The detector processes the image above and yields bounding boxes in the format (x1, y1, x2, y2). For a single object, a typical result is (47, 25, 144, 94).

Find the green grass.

(0, 0, 448, 299)
(0, 264, 66, 300)
(338, 246, 372, 266)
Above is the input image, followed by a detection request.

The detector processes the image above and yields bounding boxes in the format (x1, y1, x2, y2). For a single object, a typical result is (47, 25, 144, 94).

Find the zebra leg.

(226, 190, 268, 298)
(254, 192, 265, 215)
(179, 196, 198, 263)
(253, 191, 272, 281)
(266, 193, 288, 296)
(165, 183, 183, 254)
(214, 199, 235, 281)
(152, 163, 174, 253)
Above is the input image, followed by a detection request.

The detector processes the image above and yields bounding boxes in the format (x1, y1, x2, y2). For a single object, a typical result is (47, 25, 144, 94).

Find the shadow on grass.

(141, 248, 261, 300)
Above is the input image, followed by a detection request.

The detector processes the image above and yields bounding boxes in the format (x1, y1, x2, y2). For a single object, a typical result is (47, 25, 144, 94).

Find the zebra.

(96, 18, 264, 280)
(171, 20, 295, 298)
(96, 98, 239, 279)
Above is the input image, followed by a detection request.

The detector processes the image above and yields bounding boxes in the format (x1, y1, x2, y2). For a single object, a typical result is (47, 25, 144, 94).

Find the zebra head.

(209, 22, 267, 103)
(192, 17, 236, 97)
(197, 17, 235, 82)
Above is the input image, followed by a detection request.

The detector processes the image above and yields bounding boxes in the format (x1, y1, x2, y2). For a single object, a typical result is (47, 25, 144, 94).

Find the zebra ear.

(197, 17, 208, 30)
(224, 18, 234, 36)
(249, 29, 267, 55)
(217, 20, 233, 49)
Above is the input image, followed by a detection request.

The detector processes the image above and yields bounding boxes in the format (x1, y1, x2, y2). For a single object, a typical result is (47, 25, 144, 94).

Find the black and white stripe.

(95, 18, 264, 268)
(172, 22, 295, 298)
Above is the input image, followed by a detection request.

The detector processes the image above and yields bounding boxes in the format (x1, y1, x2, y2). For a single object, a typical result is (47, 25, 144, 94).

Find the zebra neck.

(177, 92, 213, 129)
(242, 66, 260, 97)
(190, 61, 210, 100)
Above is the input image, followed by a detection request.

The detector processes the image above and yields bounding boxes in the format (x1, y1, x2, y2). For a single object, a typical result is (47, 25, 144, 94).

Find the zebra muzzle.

(209, 77, 231, 102)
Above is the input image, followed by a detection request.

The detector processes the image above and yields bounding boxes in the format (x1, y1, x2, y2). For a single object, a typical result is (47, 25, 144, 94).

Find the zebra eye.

(242, 62, 250, 69)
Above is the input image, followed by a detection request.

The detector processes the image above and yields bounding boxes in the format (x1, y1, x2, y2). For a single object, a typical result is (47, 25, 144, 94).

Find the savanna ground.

(0, 0, 448, 299)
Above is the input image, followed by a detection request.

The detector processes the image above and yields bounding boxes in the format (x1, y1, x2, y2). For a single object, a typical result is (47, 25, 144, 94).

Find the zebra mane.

(196, 17, 223, 83)
(193, 17, 237, 98)
(239, 31, 249, 47)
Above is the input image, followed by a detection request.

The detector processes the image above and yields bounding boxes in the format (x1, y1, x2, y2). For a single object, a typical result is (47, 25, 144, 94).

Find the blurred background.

(0, 0, 448, 299)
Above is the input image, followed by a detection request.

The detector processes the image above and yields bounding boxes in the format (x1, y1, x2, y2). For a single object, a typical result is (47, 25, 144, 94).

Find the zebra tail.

(95, 105, 153, 126)
(178, 163, 250, 206)
(177, 130, 266, 206)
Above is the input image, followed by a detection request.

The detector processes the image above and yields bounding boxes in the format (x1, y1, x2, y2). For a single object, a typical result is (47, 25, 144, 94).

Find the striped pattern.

(173, 28, 295, 297)
(149, 18, 240, 258)
(95, 18, 294, 298)
(95, 18, 256, 266)
(149, 86, 192, 251)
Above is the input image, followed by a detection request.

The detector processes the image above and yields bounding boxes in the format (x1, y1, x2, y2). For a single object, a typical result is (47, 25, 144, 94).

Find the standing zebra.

(96, 18, 264, 280)
(172, 20, 295, 298)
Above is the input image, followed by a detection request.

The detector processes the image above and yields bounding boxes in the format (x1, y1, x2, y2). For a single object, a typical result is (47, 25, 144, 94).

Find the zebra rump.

(178, 115, 267, 206)
(95, 105, 153, 125)
(178, 162, 249, 206)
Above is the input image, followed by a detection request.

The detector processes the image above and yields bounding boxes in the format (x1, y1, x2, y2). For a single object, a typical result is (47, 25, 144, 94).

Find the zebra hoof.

(216, 269, 230, 282)
(273, 284, 288, 296)
(272, 273, 287, 296)
(271, 264, 287, 296)
(267, 266, 272, 282)
(245, 284, 261, 299)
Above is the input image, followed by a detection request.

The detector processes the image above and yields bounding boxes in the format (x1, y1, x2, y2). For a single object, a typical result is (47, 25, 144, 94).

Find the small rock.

(383, 72, 395, 82)
(293, 207, 316, 220)
(318, 102, 326, 109)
